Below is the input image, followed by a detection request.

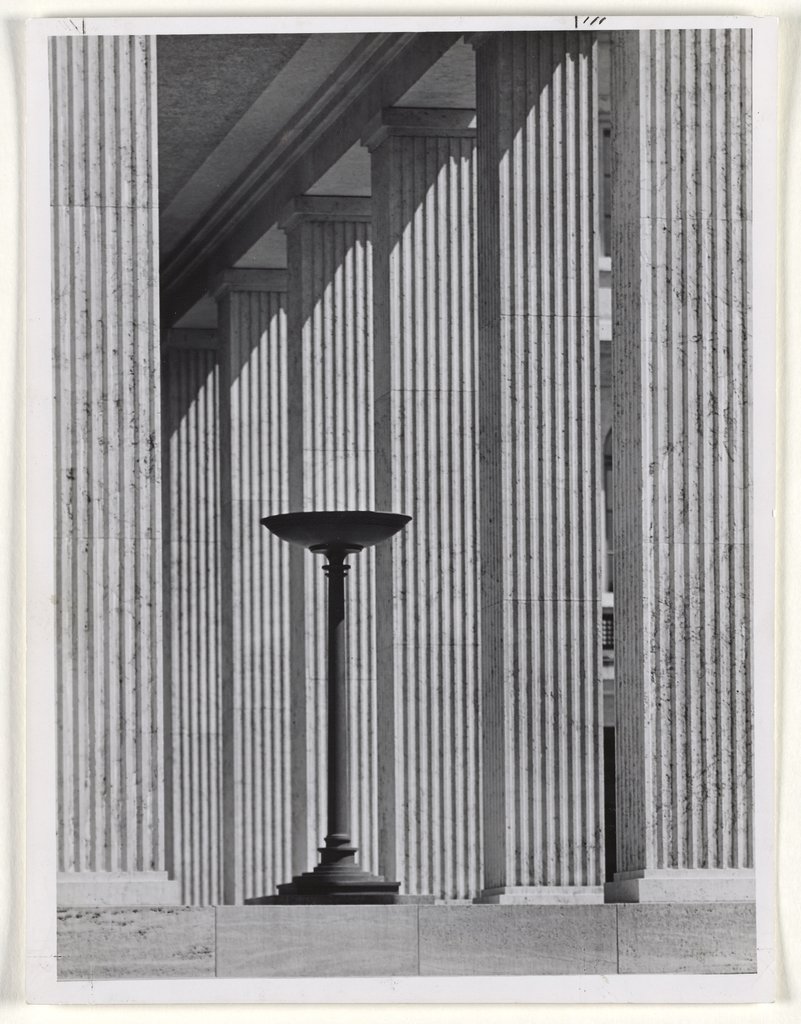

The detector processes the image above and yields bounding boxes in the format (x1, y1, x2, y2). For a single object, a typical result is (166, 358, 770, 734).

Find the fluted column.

(214, 269, 292, 904)
(51, 35, 178, 906)
(162, 330, 223, 906)
(280, 197, 378, 878)
(473, 32, 604, 903)
(609, 29, 753, 903)
(365, 109, 482, 900)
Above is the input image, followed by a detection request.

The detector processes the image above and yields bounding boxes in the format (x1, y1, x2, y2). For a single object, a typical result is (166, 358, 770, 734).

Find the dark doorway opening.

(603, 726, 617, 882)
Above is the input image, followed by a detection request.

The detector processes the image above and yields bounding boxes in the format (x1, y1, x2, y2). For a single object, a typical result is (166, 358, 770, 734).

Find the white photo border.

(24, 13, 778, 1006)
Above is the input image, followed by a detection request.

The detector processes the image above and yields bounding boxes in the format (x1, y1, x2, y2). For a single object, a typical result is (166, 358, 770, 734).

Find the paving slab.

(617, 902, 757, 974)
(57, 906, 215, 980)
(216, 904, 419, 976)
(418, 904, 618, 975)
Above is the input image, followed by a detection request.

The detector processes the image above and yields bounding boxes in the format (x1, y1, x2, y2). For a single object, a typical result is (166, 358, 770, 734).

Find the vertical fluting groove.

(285, 211, 377, 876)
(162, 347, 223, 904)
(477, 32, 603, 893)
(51, 35, 167, 878)
(612, 30, 753, 875)
(219, 286, 291, 902)
(371, 119, 482, 900)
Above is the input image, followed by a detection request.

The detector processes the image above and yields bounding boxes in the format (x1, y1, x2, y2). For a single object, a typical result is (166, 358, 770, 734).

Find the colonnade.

(52, 29, 754, 907)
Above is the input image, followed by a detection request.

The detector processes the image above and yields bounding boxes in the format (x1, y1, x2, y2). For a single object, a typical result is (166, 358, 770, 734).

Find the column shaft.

(367, 110, 483, 900)
(216, 271, 292, 904)
(162, 334, 223, 906)
(325, 557, 350, 843)
(475, 32, 604, 901)
(282, 199, 377, 876)
(610, 29, 753, 902)
(51, 34, 177, 905)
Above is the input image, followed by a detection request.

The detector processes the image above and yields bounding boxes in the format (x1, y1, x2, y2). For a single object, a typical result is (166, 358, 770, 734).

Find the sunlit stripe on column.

(282, 199, 378, 877)
(162, 334, 223, 906)
(367, 109, 483, 900)
(216, 271, 292, 902)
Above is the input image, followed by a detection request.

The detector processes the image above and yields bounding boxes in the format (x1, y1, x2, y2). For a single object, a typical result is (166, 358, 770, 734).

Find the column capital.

(279, 195, 372, 233)
(211, 267, 288, 300)
(362, 107, 476, 152)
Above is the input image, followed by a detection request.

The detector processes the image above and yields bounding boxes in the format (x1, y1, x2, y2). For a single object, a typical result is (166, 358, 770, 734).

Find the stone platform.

(56, 902, 757, 979)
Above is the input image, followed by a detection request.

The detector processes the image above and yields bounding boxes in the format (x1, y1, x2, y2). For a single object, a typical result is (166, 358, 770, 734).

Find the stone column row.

(54, 29, 753, 907)
(197, 28, 753, 907)
(192, 210, 378, 903)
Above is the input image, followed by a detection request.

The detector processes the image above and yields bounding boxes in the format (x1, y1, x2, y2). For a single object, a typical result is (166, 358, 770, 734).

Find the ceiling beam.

(160, 31, 460, 328)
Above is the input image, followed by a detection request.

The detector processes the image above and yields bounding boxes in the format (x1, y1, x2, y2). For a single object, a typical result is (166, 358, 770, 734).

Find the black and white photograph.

(23, 13, 778, 1005)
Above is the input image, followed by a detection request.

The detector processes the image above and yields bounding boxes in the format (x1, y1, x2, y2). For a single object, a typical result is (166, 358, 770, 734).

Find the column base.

(57, 871, 181, 907)
(245, 893, 436, 905)
(604, 869, 755, 903)
(245, 868, 413, 905)
(245, 848, 408, 904)
(476, 885, 605, 905)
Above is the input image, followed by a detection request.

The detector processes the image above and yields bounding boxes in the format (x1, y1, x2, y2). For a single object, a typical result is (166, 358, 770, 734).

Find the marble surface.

(51, 33, 169, 890)
(162, 346, 225, 906)
(215, 278, 293, 905)
(475, 31, 604, 896)
(417, 905, 618, 975)
(57, 907, 215, 980)
(611, 29, 754, 881)
(56, 901, 758, 978)
(370, 110, 482, 901)
(215, 905, 419, 976)
(606, 869, 756, 904)
(57, 872, 181, 908)
(478, 885, 605, 905)
(617, 902, 757, 975)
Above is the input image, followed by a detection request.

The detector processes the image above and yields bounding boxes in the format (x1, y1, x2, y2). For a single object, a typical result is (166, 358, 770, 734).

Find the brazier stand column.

(321, 546, 354, 870)
(251, 510, 412, 903)
(280, 196, 378, 880)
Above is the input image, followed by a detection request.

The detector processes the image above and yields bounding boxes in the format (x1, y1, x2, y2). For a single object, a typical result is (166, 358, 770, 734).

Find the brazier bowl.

(261, 510, 411, 552)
